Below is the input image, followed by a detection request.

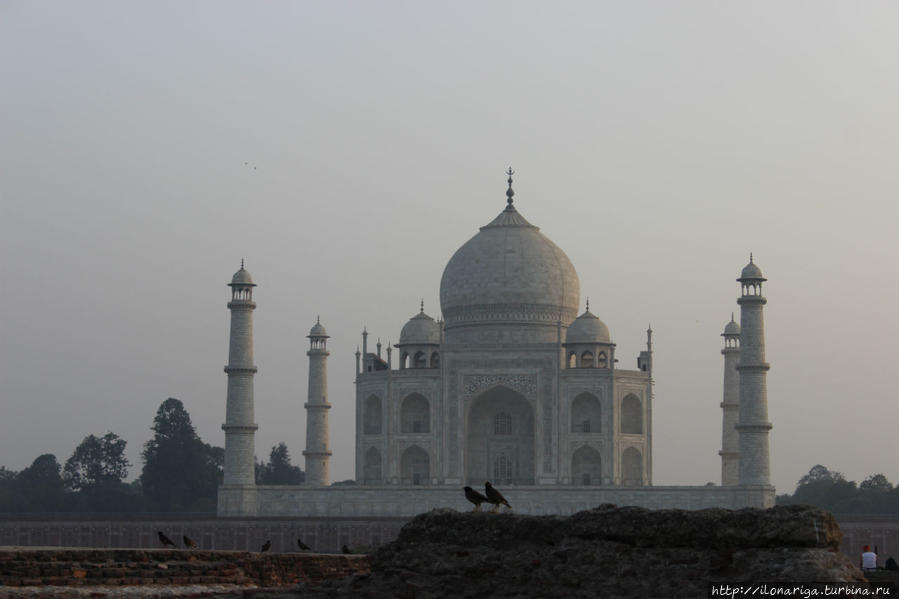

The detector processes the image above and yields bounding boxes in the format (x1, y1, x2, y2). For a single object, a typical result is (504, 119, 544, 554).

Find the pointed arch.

(364, 395, 382, 435)
(622, 447, 643, 486)
(363, 447, 382, 484)
(621, 394, 643, 434)
(400, 445, 430, 485)
(571, 392, 601, 433)
(401, 393, 430, 433)
(581, 351, 594, 368)
(571, 445, 602, 485)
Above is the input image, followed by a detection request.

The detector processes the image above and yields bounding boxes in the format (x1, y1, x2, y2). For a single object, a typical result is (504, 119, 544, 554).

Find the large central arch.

(466, 385, 535, 485)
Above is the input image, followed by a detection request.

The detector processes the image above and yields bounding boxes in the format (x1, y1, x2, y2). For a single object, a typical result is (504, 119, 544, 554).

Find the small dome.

(723, 316, 740, 336)
(308, 318, 328, 338)
(230, 266, 255, 286)
(566, 309, 611, 344)
(399, 310, 440, 345)
(739, 257, 765, 281)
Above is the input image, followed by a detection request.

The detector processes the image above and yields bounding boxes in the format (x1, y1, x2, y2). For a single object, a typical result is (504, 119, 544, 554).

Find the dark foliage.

(777, 465, 899, 514)
(255, 442, 304, 485)
(63, 432, 130, 492)
(141, 398, 223, 511)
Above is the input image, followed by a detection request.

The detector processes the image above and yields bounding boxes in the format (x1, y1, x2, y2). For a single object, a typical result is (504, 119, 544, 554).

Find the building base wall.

(219, 484, 775, 518)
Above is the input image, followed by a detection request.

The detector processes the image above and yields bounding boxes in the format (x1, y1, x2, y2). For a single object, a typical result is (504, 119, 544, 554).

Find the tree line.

(777, 465, 899, 514)
(0, 398, 304, 513)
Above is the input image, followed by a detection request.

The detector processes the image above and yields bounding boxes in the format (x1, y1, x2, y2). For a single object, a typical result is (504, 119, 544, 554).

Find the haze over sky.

(1, 2, 897, 493)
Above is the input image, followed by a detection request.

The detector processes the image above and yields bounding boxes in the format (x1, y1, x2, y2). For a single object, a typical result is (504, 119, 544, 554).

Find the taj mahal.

(217, 172, 774, 517)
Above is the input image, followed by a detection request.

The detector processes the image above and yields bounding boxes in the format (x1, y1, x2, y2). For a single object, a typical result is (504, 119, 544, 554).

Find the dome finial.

(749, 252, 753, 264)
(731, 312, 735, 323)
(505, 167, 515, 211)
(317, 314, 320, 324)
(240, 258, 244, 270)
(585, 297, 590, 312)
(420, 298, 424, 313)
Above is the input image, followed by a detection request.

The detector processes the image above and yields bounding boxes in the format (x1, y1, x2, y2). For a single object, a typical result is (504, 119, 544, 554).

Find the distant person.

(861, 545, 877, 571)
(885, 556, 898, 571)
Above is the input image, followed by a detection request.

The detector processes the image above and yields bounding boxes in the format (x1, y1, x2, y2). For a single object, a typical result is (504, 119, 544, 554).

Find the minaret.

(303, 317, 332, 486)
(221, 262, 258, 514)
(719, 313, 741, 486)
(735, 255, 772, 487)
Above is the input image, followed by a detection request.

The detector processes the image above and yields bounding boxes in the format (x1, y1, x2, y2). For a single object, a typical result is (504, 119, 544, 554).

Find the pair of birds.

(464, 481, 511, 512)
(157, 531, 197, 549)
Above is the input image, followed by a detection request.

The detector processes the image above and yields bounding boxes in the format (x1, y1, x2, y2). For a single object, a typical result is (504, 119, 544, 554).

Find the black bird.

(341, 544, 352, 555)
(297, 538, 311, 552)
(463, 486, 489, 511)
(484, 481, 511, 512)
(158, 531, 176, 548)
(183, 535, 198, 549)
(260, 540, 271, 552)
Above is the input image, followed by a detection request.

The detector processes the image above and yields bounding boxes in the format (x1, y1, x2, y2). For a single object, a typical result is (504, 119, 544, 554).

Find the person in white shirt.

(861, 545, 877, 571)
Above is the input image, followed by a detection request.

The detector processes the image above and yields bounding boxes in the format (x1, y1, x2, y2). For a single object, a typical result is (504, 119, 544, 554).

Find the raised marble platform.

(219, 484, 776, 517)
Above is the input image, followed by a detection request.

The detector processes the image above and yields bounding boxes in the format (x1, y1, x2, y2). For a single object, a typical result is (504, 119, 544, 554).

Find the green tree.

(141, 398, 222, 511)
(0, 467, 22, 512)
(256, 443, 304, 485)
(18, 454, 64, 511)
(64, 432, 130, 491)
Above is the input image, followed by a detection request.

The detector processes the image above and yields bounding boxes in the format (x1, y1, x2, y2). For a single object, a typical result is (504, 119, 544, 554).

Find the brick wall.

(0, 548, 368, 588)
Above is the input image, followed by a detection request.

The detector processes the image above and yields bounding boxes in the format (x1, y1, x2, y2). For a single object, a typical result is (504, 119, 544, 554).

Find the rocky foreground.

(293, 504, 865, 599)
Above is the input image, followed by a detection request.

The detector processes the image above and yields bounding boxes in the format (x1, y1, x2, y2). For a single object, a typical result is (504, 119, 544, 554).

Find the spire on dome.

(505, 167, 515, 212)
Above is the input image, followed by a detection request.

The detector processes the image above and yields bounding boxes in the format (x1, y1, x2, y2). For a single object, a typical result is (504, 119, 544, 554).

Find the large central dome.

(440, 196, 580, 338)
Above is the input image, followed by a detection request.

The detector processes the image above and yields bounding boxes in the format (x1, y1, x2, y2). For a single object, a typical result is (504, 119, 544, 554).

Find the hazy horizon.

(1, 1, 897, 495)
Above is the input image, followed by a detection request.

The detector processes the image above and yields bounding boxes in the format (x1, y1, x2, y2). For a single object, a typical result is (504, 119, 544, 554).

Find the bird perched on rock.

(183, 535, 198, 549)
(464, 486, 489, 511)
(485, 481, 511, 512)
(157, 531, 176, 548)
(341, 544, 352, 555)
(260, 540, 271, 552)
(297, 538, 311, 552)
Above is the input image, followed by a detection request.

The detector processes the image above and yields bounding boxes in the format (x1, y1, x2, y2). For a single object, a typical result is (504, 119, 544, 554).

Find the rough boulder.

(296, 504, 865, 598)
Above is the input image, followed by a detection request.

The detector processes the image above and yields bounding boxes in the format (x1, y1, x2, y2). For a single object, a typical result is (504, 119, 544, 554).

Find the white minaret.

(735, 255, 772, 487)
(303, 317, 332, 486)
(220, 262, 258, 515)
(719, 313, 741, 486)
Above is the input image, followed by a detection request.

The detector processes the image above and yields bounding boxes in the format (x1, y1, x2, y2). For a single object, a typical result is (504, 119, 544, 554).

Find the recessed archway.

(571, 445, 601, 485)
(400, 445, 430, 486)
(466, 385, 534, 485)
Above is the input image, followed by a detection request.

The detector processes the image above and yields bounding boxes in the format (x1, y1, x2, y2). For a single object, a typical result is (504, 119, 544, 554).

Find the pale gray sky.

(1, 1, 897, 493)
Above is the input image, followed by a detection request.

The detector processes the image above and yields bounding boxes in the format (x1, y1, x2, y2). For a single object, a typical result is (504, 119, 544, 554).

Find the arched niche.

(363, 395, 382, 435)
(400, 445, 430, 485)
(621, 446, 643, 486)
(363, 447, 381, 484)
(400, 393, 430, 433)
(570, 392, 601, 433)
(621, 394, 643, 434)
(571, 445, 601, 485)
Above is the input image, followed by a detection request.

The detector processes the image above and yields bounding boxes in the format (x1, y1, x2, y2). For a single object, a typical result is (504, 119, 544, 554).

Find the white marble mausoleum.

(218, 172, 775, 517)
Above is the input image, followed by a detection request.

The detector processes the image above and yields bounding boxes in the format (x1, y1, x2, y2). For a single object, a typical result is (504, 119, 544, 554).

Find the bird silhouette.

(464, 486, 489, 511)
(260, 540, 271, 552)
(157, 531, 176, 548)
(297, 538, 311, 552)
(485, 481, 511, 512)
(183, 535, 198, 549)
